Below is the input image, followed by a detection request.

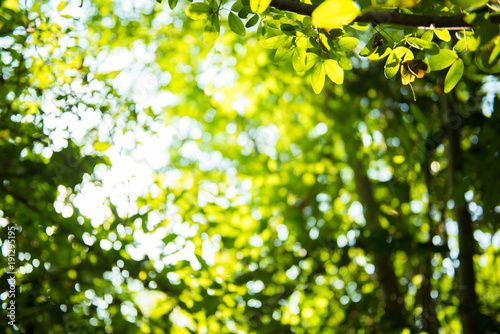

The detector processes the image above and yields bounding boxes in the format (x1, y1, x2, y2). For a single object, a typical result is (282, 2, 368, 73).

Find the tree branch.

(269, 0, 500, 29)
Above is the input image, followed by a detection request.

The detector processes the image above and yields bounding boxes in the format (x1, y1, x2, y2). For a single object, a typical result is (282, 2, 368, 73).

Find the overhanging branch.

(269, 0, 500, 29)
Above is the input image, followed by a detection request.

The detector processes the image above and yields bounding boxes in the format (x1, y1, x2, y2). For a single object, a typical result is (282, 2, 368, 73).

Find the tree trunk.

(352, 161, 409, 329)
(442, 95, 480, 334)
(325, 89, 410, 330)
(419, 161, 438, 334)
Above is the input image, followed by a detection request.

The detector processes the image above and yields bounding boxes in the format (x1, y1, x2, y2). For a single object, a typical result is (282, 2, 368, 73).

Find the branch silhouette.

(269, 0, 499, 29)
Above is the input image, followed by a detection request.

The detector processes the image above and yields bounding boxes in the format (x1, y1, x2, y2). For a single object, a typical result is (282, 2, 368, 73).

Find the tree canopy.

(0, 0, 500, 333)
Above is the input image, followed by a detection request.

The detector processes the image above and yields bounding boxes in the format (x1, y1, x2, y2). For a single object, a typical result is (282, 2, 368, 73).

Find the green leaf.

(163, 234, 178, 244)
(228, 12, 246, 36)
(204, 15, 220, 44)
(295, 34, 308, 50)
(231, 0, 244, 12)
(281, 23, 298, 36)
(337, 54, 352, 70)
(324, 59, 343, 84)
(444, 58, 464, 93)
(406, 37, 438, 53)
(421, 30, 434, 42)
(350, 22, 369, 30)
(359, 33, 391, 60)
(359, 37, 374, 56)
(384, 51, 400, 79)
(450, 0, 488, 9)
(392, 46, 411, 60)
(168, 0, 178, 9)
(312, 0, 361, 30)
(250, 0, 272, 13)
(337, 37, 358, 52)
(475, 50, 500, 73)
(453, 34, 480, 53)
(209, 0, 219, 12)
(93, 142, 112, 152)
(305, 53, 320, 71)
(302, 16, 311, 27)
(186, 3, 213, 20)
(261, 35, 289, 49)
(434, 29, 451, 42)
(145, 106, 155, 118)
(489, 40, 500, 64)
(429, 49, 458, 71)
(57, 1, 68, 11)
(274, 46, 294, 63)
(311, 61, 325, 94)
(368, 45, 391, 60)
(94, 70, 121, 81)
(246, 14, 259, 28)
(238, 7, 251, 18)
(292, 47, 307, 72)
(406, 37, 430, 49)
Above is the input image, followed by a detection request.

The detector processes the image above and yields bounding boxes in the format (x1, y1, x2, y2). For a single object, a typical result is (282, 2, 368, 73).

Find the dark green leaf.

(229, 12, 246, 36)
(186, 3, 213, 20)
(167, 0, 177, 9)
(204, 14, 220, 44)
(245, 14, 259, 28)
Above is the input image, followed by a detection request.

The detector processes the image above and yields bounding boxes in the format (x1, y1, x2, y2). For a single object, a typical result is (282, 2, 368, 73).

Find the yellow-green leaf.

(311, 61, 325, 94)
(274, 46, 294, 63)
(393, 46, 411, 60)
(250, 0, 272, 14)
(57, 1, 68, 11)
(296, 34, 308, 50)
(450, 0, 488, 9)
(305, 53, 320, 72)
(429, 49, 458, 71)
(384, 51, 400, 79)
(145, 106, 155, 118)
(434, 29, 451, 42)
(368, 45, 391, 60)
(454, 35, 480, 53)
(489, 40, 500, 64)
(444, 58, 464, 93)
(93, 142, 112, 152)
(312, 0, 361, 31)
(337, 37, 359, 52)
(204, 15, 220, 44)
(421, 30, 434, 42)
(324, 59, 343, 84)
(292, 47, 307, 72)
(338, 54, 352, 70)
(261, 35, 289, 49)
(186, 3, 213, 20)
(406, 37, 434, 50)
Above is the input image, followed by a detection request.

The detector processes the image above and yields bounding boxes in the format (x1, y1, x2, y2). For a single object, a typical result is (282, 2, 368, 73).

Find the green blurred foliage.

(0, 0, 499, 334)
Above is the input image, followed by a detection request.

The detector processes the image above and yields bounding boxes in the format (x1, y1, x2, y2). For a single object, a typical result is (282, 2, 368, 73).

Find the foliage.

(0, 0, 499, 334)
(179, 0, 500, 97)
